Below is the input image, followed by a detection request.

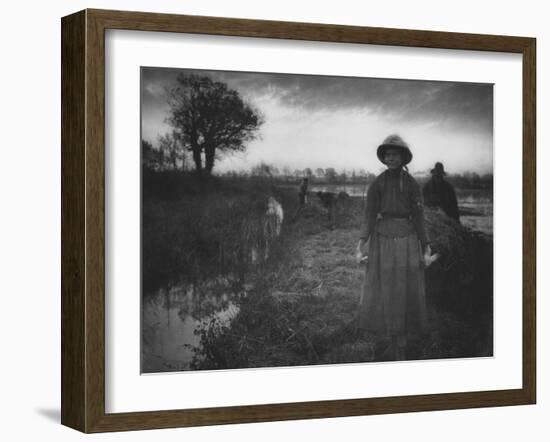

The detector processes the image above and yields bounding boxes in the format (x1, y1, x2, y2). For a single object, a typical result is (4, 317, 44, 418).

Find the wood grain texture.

(60, 8, 537, 433)
(85, 10, 107, 433)
(88, 8, 532, 52)
(522, 38, 536, 404)
(61, 10, 86, 432)
(89, 389, 531, 433)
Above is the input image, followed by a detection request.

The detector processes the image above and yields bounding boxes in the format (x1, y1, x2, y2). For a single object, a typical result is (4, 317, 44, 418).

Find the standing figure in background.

(423, 162, 460, 222)
(355, 134, 434, 360)
(291, 177, 309, 222)
(299, 177, 309, 207)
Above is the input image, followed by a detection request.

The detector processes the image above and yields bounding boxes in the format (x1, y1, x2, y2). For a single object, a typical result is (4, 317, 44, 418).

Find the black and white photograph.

(140, 67, 494, 373)
(2, 0, 545, 437)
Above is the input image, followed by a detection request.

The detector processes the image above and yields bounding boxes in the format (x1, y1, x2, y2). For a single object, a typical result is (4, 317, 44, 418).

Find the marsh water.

(142, 283, 240, 373)
(141, 197, 283, 373)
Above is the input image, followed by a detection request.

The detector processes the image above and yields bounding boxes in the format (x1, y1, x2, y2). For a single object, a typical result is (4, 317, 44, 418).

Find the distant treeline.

(215, 165, 493, 189)
(143, 144, 493, 191)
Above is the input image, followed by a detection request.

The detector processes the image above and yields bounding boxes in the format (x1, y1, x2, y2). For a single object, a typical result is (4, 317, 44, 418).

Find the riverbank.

(188, 192, 493, 370)
(142, 172, 299, 296)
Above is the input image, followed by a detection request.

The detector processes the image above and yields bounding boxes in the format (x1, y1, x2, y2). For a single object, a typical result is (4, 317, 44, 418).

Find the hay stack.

(424, 208, 493, 322)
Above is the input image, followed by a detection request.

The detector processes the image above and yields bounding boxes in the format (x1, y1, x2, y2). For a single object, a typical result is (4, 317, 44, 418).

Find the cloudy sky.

(141, 67, 493, 175)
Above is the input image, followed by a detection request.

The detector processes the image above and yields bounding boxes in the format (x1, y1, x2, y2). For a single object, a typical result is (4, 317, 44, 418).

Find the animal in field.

(336, 191, 351, 205)
(316, 191, 350, 228)
(316, 191, 336, 210)
(249, 196, 284, 264)
(316, 191, 351, 208)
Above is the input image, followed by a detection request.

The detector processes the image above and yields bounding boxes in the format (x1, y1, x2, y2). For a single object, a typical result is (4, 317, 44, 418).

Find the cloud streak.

(141, 66, 493, 174)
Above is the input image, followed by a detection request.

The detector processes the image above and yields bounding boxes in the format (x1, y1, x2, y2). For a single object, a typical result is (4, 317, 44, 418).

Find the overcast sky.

(141, 67, 493, 175)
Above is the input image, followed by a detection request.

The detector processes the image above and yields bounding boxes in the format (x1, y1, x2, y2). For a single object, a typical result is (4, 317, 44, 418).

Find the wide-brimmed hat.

(430, 162, 446, 175)
(376, 134, 413, 165)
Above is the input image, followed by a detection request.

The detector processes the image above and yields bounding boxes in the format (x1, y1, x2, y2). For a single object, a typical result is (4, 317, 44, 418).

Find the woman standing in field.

(355, 134, 433, 360)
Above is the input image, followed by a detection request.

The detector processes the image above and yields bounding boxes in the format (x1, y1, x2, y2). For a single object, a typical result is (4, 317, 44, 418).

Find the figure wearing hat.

(423, 162, 460, 222)
(355, 134, 436, 360)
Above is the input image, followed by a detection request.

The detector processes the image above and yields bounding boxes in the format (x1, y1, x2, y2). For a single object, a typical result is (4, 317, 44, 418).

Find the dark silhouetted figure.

(423, 162, 460, 222)
(291, 178, 309, 222)
(299, 178, 309, 206)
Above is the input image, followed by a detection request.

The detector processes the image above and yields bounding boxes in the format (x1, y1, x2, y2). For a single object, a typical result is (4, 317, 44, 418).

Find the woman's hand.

(423, 244, 440, 267)
(356, 239, 368, 265)
(356, 250, 368, 265)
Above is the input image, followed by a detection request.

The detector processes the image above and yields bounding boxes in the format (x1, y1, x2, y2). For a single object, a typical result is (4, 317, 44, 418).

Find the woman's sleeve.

(359, 181, 380, 241)
(411, 178, 430, 248)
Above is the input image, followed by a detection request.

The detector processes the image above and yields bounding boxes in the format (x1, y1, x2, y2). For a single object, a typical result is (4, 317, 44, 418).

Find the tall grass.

(142, 172, 297, 297)
(188, 202, 494, 369)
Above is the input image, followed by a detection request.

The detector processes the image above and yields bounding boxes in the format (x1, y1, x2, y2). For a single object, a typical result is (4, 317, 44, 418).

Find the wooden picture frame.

(61, 8, 536, 433)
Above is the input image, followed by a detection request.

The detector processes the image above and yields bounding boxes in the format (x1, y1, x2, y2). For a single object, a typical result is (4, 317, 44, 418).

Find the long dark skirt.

(358, 230, 428, 336)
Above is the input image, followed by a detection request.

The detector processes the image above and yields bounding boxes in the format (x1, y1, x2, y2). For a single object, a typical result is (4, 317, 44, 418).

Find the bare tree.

(158, 131, 185, 171)
(315, 168, 325, 179)
(324, 168, 337, 183)
(282, 166, 292, 182)
(142, 139, 164, 171)
(251, 162, 279, 179)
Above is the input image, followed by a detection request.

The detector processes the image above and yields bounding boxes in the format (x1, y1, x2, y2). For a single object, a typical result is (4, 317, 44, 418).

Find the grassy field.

(180, 185, 493, 370)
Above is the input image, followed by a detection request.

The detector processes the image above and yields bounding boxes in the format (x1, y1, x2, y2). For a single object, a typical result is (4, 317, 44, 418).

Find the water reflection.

(310, 184, 368, 197)
(455, 189, 493, 235)
(141, 197, 284, 373)
(142, 284, 239, 373)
